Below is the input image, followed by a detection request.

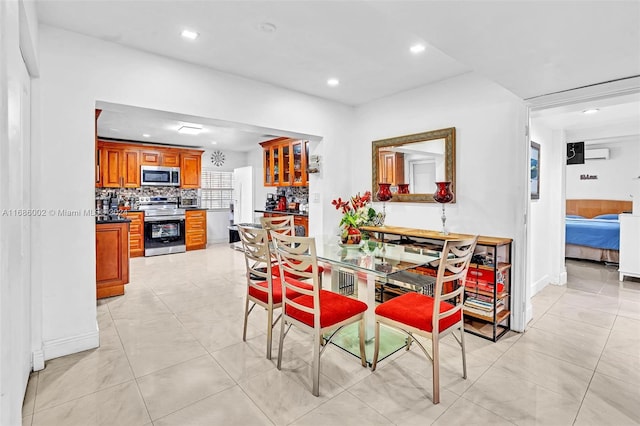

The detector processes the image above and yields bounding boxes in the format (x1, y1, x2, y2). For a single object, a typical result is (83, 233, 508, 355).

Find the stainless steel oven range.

(138, 196, 186, 256)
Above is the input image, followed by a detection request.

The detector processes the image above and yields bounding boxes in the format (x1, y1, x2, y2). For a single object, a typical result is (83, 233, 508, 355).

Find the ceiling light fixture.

(327, 78, 339, 87)
(211, 141, 217, 145)
(181, 29, 199, 40)
(410, 44, 426, 54)
(142, 133, 150, 138)
(582, 108, 600, 115)
(178, 125, 202, 135)
(259, 22, 277, 33)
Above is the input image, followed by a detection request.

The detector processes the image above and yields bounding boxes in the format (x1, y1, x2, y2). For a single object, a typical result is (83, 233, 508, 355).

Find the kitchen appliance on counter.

(276, 195, 287, 211)
(179, 196, 200, 208)
(138, 196, 185, 256)
(141, 166, 180, 187)
(265, 193, 277, 210)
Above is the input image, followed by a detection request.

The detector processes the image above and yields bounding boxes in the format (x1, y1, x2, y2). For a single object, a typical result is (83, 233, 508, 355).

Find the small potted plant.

(331, 191, 378, 244)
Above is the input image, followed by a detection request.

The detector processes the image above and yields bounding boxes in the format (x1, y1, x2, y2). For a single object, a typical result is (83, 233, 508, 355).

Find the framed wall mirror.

(371, 127, 456, 203)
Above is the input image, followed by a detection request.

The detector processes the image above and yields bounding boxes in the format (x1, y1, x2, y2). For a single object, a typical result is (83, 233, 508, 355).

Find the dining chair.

(260, 214, 324, 283)
(237, 224, 311, 360)
(371, 235, 478, 404)
(270, 231, 368, 397)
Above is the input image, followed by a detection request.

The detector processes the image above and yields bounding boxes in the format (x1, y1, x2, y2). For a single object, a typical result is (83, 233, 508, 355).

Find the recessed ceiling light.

(327, 78, 339, 87)
(410, 44, 426, 54)
(582, 108, 600, 114)
(211, 141, 217, 145)
(259, 22, 277, 33)
(181, 29, 199, 40)
(178, 125, 202, 135)
(142, 133, 151, 138)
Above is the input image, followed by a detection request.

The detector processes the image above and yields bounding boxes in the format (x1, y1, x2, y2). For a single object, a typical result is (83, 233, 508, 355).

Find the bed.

(565, 199, 632, 263)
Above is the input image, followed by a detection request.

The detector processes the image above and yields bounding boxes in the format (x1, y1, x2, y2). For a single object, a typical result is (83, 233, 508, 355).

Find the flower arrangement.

(331, 191, 378, 243)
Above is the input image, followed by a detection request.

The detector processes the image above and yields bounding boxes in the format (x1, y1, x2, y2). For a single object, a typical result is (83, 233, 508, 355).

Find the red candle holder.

(397, 183, 410, 194)
(376, 183, 393, 202)
(433, 181, 454, 234)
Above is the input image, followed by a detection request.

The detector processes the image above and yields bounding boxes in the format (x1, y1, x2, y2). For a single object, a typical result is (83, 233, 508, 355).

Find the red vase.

(376, 183, 393, 202)
(397, 183, 410, 194)
(433, 181, 454, 203)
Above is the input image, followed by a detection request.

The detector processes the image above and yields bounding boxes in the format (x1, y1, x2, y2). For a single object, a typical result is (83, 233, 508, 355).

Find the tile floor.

(21, 248, 640, 426)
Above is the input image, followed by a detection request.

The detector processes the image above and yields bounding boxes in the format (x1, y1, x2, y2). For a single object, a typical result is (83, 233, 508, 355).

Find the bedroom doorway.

(526, 77, 640, 326)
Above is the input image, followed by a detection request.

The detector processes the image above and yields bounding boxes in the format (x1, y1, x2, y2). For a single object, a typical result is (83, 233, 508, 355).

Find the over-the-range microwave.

(141, 166, 181, 187)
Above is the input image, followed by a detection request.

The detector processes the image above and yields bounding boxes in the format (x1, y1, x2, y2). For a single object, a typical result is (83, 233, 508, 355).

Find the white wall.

(529, 124, 566, 309)
(0, 1, 38, 423)
(565, 140, 639, 201)
(352, 73, 529, 331)
(36, 24, 355, 360)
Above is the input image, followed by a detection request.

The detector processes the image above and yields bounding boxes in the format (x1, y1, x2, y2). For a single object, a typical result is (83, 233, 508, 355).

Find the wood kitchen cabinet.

(96, 140, 202, 188)
(260, 138, 308, 187)
(140, 149, 181, 167)
(125, 211, 144, 258)
(180, 151, 202, 189)
(99, 142, 140, 188)
(96, 221, 129, 299)
(378, 151, 405, 185)
(185, 209, 207, 250)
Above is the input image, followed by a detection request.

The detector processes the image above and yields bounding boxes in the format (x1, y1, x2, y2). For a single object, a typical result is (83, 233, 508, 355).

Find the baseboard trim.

(43, 329, 99, 361)
(531, 274, 551, 297)
(32, 349, 45, 371)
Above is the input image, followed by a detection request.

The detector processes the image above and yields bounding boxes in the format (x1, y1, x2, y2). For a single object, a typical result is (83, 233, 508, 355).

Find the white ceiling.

(37, 0, 640, 150)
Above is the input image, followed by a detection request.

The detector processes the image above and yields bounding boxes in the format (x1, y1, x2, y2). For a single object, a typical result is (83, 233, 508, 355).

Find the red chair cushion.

(272, 263, 325, 280)
(375, 292, 461, 333)
(248, 277, 312, 305)
(285, 290, 367, 328)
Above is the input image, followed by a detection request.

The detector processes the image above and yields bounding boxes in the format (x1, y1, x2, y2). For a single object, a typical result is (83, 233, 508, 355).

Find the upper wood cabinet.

(96, 140, 203, 188)
(180, 151, 202, 188)
(260, 138, 308, 187)
(140, 149, 181, 167)
(378, 151, 405, 186)
(99, 142, 140, 188)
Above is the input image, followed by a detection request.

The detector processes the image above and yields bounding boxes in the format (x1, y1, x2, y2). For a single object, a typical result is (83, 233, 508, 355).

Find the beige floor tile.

(136, 354, 235, 420)
(607, 316, 640, 357)
(153, 385, 272, 426)
(545, 301, 617, 329)
(238, 364, 343, 425)
(530, 311, 611, 341)
(290, 390, 393, 425)
(348, 359, 457, 424)
(555, 288, 620, 315)
(212, 339, 279, 382)
(114, 314, 207, 377)
(34, 347, 134, 412)
(514, 327, 605, 370)
(431, 397, 516, 425)
(574, 372, 640, 425)
(595, 346, 640, 386)
(31, 381, 150, 426)
(494, 344, 593, 401)
(24, 245, 640, 426)
(462, 365, 581, 425)
(22, 372, 38, 417)
(618, 298, 640, 320)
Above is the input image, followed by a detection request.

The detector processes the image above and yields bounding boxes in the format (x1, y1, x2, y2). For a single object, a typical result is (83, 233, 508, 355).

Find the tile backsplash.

(96, 187, 198, 202)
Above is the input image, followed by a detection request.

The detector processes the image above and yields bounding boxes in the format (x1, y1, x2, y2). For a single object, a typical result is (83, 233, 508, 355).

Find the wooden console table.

(360, 225, 513, 342)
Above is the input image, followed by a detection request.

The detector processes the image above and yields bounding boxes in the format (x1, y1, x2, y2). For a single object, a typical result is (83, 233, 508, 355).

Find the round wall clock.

(211, 150, 225, 167)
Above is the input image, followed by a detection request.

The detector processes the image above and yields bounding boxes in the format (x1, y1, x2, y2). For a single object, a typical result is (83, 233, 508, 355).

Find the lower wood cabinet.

(126, 212, 144, 258)
(96, 221, 129, 299)
(186, 209, 207, 250)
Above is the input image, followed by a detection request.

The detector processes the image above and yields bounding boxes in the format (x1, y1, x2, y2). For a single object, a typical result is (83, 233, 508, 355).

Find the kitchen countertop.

(96, 216, 132, 224)
(254, 209, 308, 217)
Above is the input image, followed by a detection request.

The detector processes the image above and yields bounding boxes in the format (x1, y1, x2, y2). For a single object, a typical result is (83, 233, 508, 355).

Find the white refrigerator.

(233, 166, 254, 225)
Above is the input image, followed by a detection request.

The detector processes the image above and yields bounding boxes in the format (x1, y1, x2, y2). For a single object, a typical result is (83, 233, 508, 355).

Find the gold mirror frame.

(371, 127, 456, 203)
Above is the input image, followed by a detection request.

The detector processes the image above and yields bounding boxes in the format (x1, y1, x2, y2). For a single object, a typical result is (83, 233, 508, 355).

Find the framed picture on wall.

(531, 141, 540, 200)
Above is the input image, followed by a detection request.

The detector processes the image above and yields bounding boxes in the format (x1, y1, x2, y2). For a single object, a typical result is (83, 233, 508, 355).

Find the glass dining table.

(315, 239, 440, 363)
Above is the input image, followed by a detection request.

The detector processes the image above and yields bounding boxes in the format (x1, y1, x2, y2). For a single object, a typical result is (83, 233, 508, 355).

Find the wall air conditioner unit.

(584, 148, 610, 160)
